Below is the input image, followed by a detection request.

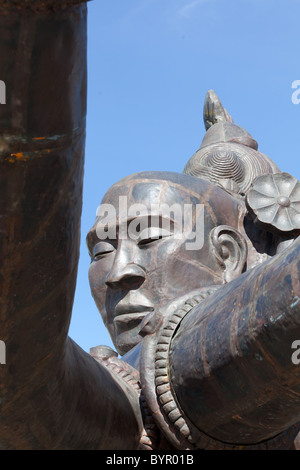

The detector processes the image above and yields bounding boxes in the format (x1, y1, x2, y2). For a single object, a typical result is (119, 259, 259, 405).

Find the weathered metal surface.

(0, 0, 90, 12)
(1, 1, 300, 451)
(0, 1, 142, 450)
(170, 235, 300, 445)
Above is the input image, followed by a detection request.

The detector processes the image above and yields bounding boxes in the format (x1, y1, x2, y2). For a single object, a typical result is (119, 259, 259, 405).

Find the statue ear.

(210, 226, 248, 283)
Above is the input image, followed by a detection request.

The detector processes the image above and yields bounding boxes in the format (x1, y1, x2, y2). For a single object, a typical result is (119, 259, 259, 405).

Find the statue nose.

(105, 264, 146, 290)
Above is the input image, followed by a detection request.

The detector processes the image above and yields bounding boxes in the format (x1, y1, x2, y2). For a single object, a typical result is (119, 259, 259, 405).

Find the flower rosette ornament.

(246, 173, 300, 233)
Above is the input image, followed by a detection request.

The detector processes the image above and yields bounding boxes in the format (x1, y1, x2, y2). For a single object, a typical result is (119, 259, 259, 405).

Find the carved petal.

(273, 173, 298, 198)
(289, 182, 300, 202)
(247, 189, 276, 210)
(246, 173, 300, 232)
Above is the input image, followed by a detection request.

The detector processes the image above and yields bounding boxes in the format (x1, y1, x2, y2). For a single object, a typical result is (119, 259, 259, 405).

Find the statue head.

(86, 91, 299, 356)
(87, 171, 258, 355)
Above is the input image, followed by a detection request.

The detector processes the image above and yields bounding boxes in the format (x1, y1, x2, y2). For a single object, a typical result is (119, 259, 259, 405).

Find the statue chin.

(114, 331, 143, 356)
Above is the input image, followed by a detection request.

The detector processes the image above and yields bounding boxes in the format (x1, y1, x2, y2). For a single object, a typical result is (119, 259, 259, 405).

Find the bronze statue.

(1, 0, 300, 450)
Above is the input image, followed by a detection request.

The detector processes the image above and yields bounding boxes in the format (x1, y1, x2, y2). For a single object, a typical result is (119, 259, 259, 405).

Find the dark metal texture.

(0, 1, 91, 12)
(170, 235, 300, 445)
(0, 2, 142, 450)
(1, 2, 300, 451)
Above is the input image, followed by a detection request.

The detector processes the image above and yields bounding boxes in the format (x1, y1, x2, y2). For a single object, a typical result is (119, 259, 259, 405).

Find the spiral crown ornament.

(183, 90, 280, 196)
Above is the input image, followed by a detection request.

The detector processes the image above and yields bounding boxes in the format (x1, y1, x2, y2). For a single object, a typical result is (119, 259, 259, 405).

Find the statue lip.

(113, 305, 154, 324)
(114, 312, 151, 324)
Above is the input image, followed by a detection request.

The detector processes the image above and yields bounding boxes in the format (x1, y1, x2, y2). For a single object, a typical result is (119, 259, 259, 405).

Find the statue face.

(87, 174, 242, 355)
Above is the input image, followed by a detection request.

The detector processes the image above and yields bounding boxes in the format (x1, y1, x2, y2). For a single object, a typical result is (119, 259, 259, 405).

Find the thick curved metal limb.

(0, 2, 142, 449)
(170, 236, 300, 446)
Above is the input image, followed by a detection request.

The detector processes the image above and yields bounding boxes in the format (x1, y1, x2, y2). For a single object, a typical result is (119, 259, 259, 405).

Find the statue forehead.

(102, 181, 201, 208)
(100, 172, 223, 207)
(98, 173, 244, 225)
(87, 172, 244, 254)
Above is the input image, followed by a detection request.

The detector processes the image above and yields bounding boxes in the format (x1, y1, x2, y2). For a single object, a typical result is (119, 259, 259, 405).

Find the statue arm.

(0, 2, 142, 449)
(170, 235, 300, 446)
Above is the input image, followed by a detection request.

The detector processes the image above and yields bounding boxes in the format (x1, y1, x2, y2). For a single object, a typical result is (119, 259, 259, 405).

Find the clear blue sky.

(69, 0, 300, 352)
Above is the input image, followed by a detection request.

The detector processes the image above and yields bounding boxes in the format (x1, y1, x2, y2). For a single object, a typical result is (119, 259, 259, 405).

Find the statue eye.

(137, 227, 172, 246)
(93, 242, 115, 259)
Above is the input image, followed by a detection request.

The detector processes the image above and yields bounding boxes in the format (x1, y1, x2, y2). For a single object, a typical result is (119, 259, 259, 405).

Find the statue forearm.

(0, 2, 90, 447)
(0, 3, 143, 450)
(170, 236, 300, 445)
(0, 0, 88, 354)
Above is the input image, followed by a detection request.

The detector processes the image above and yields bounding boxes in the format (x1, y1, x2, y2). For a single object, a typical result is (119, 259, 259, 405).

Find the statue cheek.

(88, 257, 113, 289)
